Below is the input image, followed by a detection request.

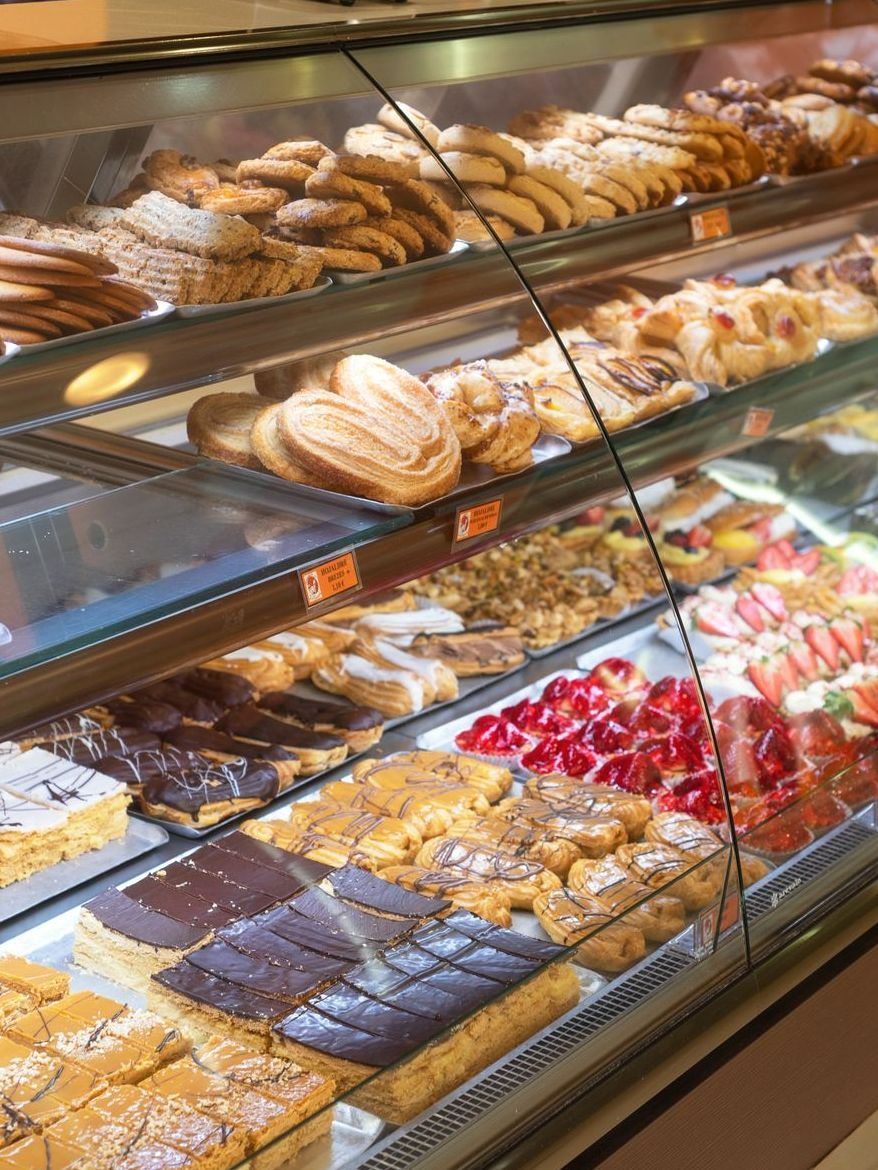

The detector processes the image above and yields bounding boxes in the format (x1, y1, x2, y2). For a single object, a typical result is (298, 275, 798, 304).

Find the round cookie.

(465, 185, 544, 234)
(292, 244, 382, 273)
(795, 75, 857, 102)
(30, 300, 110, 330)
(0, 278, 52, 303)
(199, 184, 287, 215)
(389, 178, 455, 237)
(592, 163, 650, 210)
(507, 174, 572, 230)
(276, 199, 367, 229)
(363, 216, 424, 259)
(0, 233, 115, 275)
(393, 208, 452, 255)
(265, 139, 332, 166)
(237, 157, 314, 189)
(525, 164, 586, 210)
(305, 169, 392, 217)
(453, 209, 516, 242)
(318, 152, 417, 185)
(0, 307, 62, 336)
(810, 58, 874, 89)
(0, 325, 47, 344)
(343, 124, 427, 165)
(420, 152, 507, 186)
(623, 103, 740, 137)
(322, 225, 407, 267)
(577, 172, 637, 215)
(378, 101, 441, 148)
(437, 124, 526, 174)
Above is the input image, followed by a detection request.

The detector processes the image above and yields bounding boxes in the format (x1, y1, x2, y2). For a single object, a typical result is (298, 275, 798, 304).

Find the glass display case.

(0, 1, 877, 1167)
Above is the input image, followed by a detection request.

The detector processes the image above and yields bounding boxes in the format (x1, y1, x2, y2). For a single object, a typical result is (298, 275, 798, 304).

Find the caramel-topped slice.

(0, 957, 69, 1002)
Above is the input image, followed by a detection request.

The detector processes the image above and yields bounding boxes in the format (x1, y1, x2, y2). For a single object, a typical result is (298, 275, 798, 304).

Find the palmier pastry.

(351, 636, 459, 703)
(523, 777, 651, 839)
(533, 889, 646, 972)
(312, 653, 432, 717)
(407, 626, 526, 676)
(352, 751, 513, 802)
(448, 815, 581, 877)
(241, 818, 379, 871)
(415, 835, 562, 908)
(379, 865, 512, 926)
(615, 842, 721, 910)
(186, 392, 264, 471)
(322, 779, 491, 839)
(568, 856, 686, 942)
(257, 690, 384, 753)
(494, 797, 627, 858)
(287, 800, 422, 866)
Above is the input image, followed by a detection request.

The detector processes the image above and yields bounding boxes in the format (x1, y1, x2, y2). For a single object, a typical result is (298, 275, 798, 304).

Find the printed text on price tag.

(298, 551, 361, 608)
(454, 499, 503, 545)
(690, 206, 731, 243)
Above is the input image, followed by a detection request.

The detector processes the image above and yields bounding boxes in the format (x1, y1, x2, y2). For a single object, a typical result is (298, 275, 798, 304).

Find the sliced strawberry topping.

(500, 699, 575, 736)
(753, 725, 797, 788)
(747, 658, 786, 707)
(578, 718, 634, 754)
(640, 732, 703, 775)
(711, 272, 737, 289)
(829, 616, 865, 663)
(519, 735, 601, 777)
(589, 657, 647, 696)
(757, 544, 793, 572)
(680, 712, 711, 743)
(695, 601, 741, 638)
(540, 676, 573, 708)
(750, 582, 788, 622)
(793, 549, 821, 576)
(788, 641, 821, 683)
(804, 624, 840, 671)
(838, 564, 878, 595)
(592, 750, 662, 794)
(736, 593, 765, 632)
(455, 715, 531, 756)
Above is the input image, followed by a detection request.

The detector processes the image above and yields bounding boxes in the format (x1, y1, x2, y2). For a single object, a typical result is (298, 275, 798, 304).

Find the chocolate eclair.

(258, 691, 383, 753)
(216, 705, 348, 775)
(163, 725, 301, 789)
(408, 625, 525, 677)
(136, 681, 226, 726)
(174, 667, 256, 708)
(94, 747, 205, 794)
(94, 696, 183, 734)
(36, 726, 161, 765)
(17, 712, 110, 749)
(139, 758, 281, 827)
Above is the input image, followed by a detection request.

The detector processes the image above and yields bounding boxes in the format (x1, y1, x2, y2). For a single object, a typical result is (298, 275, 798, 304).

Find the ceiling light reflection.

(64, 352, 150, 407)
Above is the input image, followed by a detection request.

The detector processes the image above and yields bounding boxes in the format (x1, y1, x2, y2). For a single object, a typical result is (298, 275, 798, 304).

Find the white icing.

(338, 654, 427, 710)
(356, 607, 464, 645)
(0, 747, 124, 808)
(266, 632, 312, 655)
(370, 638, 444, 688)
(223, 647, 285, 665)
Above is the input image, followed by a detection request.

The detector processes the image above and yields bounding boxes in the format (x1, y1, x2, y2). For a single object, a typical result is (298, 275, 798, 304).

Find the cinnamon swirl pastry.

(533, 888, 646, 972)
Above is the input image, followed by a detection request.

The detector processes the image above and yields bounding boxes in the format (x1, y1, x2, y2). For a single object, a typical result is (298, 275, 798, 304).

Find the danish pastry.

(615, 842, 721, 910)
(322, 780, 490, 839)
(522, 777, 652, 838)
(533, 889, 646, 972)
(493, 797, 627, 858)
(568, 856, 686, 942)
(286, 801, 422, 866)
(449, 815, 581, 877)
(415, 835, 562, 908)
(352, 751, 513, 801)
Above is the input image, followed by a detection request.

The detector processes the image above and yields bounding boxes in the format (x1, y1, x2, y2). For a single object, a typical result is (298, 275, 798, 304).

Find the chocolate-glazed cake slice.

(139, 758, 281, 827)
(160, 859, 278, 918)
(186, 843, 312, 902)
(442, 909, 568, 961)
(162, 725, 300, 793)
(287, 887, 420, 944)
(344, 956, 495, 1018)
(406, 920, 545, 984)
(217, 920, 355, 982)
(324, 865, 449, 919)
(125, 874, 241, 932)
(174, 667, 256, 708)
(254, 906, 373, 964)
(211, 830, 332, 886)
(151, 961, 292, 1041)
(258, 692, 384, 753)
(185, 941, 328, 1004)
(216, 706, 348, 776)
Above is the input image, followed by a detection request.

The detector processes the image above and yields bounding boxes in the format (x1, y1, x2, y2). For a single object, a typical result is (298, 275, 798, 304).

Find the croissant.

(568, 856, 686, 942)
(416, 835, 562, 908)
(533, 889, 646, 972)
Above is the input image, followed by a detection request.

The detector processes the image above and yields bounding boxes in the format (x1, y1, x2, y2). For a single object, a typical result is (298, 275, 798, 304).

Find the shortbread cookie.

(319, 152, 415, 185)
(344, 123, 427, 165)
(420, 152, 507, 186)
(187, 392, 264, 470)
(378, 101, 441, 147)
(276, 198, 367, 229)
(363, 216, 424, 259)
(120, 191, 260, 260)
(593, 163, 650, 209)
(199, 183, 287, 215)
(507, 174, 572, 229)
(453, 210, 515, 241)
(389, 178, 456, 237)
(305, 169, 392, 217)
(237, 157, 314, 189)
(465, 185, 544, 234)
(322, 225, 407, 267)
(291, 243, 382, 272)
(624, 104, 739, 138)
(437, 124, 526, 173)
(526, 164, 588, 212)
(393, 208, 452, 254)
(250, 403, 308, 481)
(264, 139, 332, 165)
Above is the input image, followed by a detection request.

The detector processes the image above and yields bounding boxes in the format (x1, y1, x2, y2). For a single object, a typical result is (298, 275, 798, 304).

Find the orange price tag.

(298, 551, 361, 608)
(741, 406, 774, 437)
(690, 206, 731, 243)
(720, 891, 741, 935)
(454, 499, 503, 545)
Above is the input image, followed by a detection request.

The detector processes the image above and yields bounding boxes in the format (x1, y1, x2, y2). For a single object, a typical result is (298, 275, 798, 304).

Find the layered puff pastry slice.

(378, 864, 513, 926)
(567, 856, 686, 942)
(415, 835, 562, 908)
(533, 888, 647, 972)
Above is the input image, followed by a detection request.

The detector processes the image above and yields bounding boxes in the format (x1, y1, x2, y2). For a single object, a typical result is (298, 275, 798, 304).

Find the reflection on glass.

(64, 351, 150, 406)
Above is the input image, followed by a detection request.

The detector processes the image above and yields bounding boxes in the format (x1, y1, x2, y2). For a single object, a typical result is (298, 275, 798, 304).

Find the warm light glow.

(64, 352, 150, 407)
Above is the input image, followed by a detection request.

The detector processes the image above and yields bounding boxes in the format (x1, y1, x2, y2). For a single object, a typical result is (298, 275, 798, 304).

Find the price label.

(741, 406, 775, 437)
(454, 499, 503, 545)
(690, 206, 731, 243)
(298, 551, 361, 608)
(720, 891, 741, 935)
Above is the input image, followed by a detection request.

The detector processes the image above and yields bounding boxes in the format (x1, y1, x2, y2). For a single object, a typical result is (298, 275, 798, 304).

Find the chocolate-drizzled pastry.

(415, 836, 562, 908)
(17, 713, 108, 748)
(97, 696, 183, 734)
(41, 727, 161, 765)
(533, 888, 646, 972)
(174, 667, 256, 708)
(94, 747, 204, 793)
(162, 725, 301, 789)
(216, 705, 348, 775)
(136, 682, 226, 725)
(326, 864, 449, 918)
(258, 691, 384, 753)
(140, 758, 281, 826)
(408, 627, 526, 677)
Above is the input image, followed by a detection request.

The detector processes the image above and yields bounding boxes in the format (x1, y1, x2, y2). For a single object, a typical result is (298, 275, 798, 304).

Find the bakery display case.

(1, 1, 878, 1167)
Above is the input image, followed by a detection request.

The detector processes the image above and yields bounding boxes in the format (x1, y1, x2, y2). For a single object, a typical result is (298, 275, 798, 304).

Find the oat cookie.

(264, 139, 332, 166)
(420, 152, 507, 186)
(276, 198, 367, 230)
(291, 244, 382, 273)
(466, 185, 544, 234)
(319, 152, 416, 185)
(437, 124, 526, 174)
(120, 190, 260, 261)
(392, 208, 453, 255)
(343, 124, 428, 165)
(304, 169, 392, 217)
(507, 174, 572, 229)
(389, 178, 456, 237)
(237, 157, 314, 189)
(322, 225, 407, 267)
(363, 216, 424, 259)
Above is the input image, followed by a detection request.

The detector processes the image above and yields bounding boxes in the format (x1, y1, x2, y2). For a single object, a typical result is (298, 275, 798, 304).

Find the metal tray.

(332, 240, 468, 284)
(0, 341, 20, 365)
(15, 301, 174, 355)
(175, 276, 332, 319)
(0, 818, 168, 927)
